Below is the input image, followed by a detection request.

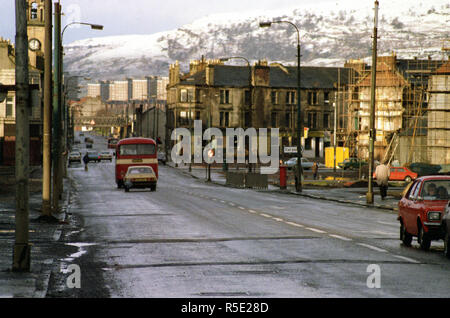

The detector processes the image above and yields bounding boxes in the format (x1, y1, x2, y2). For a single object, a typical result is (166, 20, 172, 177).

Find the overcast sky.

(1, 0, 341, 44)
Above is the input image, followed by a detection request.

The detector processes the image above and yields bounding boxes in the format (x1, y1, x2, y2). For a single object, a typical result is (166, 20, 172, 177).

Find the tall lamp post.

(50, 19, 102, 206)
(260, 20, 302, 192)
(61, 21, 103, 144)
(219, 56, 252, 172)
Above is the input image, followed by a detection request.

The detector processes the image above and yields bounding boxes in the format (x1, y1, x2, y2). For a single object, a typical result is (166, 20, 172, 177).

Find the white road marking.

(306, 227, 327, 234)
(273, 217, 284, 222)
(328, 234, 352, 241)
(229, 203, 235, 206)
(238, 206, 246, 210)
(260, 213, 272, 218)
(248, 209, 257, 214)
(391, 255, 420, 264)
(357, 243, 388, 253)
(285, 222, 304, 228)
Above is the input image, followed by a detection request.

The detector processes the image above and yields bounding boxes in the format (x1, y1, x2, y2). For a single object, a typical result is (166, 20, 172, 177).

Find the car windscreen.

(421, 180, 450, 200)
(119, 144, 156, 156)
(128, 167, 153, 174)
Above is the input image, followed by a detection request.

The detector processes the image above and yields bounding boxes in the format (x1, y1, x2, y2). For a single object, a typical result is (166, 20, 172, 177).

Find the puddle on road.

(60, 242, 97, 263)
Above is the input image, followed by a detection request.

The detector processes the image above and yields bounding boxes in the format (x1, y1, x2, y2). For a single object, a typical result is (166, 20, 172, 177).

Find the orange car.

(373, 166, 418, 182)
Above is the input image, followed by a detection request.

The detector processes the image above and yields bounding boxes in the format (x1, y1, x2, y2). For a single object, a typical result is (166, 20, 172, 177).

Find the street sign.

(284, 146, 297, 153)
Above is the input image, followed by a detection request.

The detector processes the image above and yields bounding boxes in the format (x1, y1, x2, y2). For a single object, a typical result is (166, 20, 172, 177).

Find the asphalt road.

(46, 133, 450, 298)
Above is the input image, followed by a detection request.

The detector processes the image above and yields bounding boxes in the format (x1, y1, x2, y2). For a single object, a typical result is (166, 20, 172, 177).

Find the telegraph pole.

(13, 0, 31, 272)
(52, 1, 62, 211)
(366, 0, 379, 204)
(42, 0, 52, 216)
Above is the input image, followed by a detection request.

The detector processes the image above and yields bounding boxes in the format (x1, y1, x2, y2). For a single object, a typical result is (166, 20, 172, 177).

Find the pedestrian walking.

(312, 162, 319, 180)
(83, 153, 89, 171)
(375, 162, 390, 200)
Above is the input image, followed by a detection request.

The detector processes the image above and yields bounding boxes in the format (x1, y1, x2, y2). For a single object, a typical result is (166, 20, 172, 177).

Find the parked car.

(443, 201, 450, 259)
(397, 175, 450, 250)
(68, 151, 81, 164)
(338, 158, 367, 170)
(157, 151, 166, 165)
(373, 166, 418, 182)
(409, 162, 441, 177)
(123, 166, 157, 192)
(99, 151, 113, 162)
(86, 150, 100, 163)
(284, 157, 314, 170)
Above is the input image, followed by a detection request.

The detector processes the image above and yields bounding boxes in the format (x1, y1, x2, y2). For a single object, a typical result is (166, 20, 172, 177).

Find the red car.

(397, 175, 450, 250)
(373, 166, 418, 182)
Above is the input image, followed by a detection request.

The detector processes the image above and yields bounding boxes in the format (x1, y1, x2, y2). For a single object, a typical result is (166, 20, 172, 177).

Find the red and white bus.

(115, 137, 158, 188)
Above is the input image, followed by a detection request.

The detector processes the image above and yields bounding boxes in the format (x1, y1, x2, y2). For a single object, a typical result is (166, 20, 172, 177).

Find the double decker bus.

(115, 137, 158, 188)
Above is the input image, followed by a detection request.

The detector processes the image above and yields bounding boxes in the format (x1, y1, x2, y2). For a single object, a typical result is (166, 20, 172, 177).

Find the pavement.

(0, 166, 70, 298)
(167, 162, 401, 212)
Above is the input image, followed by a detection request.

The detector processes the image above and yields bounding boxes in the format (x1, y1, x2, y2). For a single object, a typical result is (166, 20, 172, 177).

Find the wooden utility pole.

(13, 0, 31, 272)
(366, 0, 379, 204)
(42, 0, 52, 216)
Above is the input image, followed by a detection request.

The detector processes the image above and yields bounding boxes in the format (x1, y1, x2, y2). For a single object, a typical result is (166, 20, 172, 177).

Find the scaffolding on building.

(337, 52, 450, 167)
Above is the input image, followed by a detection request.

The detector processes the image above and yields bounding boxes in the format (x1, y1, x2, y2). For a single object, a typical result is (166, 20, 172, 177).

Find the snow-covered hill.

(64, 0, 450, 80)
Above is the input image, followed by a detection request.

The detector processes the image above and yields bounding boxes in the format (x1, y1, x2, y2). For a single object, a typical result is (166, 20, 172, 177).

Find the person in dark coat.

(83, 153, 89, 171)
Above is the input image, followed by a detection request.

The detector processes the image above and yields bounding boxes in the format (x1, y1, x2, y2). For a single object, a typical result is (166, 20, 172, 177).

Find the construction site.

(334, 49, 450, 169)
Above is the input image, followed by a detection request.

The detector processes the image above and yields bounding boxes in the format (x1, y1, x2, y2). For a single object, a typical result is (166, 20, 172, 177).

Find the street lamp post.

(260, 20, 302, 192)
(219, 56, 252, 172)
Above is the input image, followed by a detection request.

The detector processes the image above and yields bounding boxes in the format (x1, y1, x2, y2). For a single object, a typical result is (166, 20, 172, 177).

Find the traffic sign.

(284, 146, 297, 153)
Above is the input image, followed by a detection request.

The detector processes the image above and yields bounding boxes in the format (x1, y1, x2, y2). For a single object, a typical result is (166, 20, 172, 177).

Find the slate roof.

(178, 65, 352, 89)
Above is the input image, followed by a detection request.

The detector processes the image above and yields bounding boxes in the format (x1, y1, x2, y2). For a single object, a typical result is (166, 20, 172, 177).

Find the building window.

(244, 90, 251, 106)
(180, 89, 187, 102)
(6, 97, 14, 117)
(324, 92, 330, 105)
(245, 111, 251, 127)
(286, 91, 295, 105)
(323, 113, 330, 129)
(271, 112, 278, 127)
(30, 2, 38, 20)
(271, 91, 279, 105)
(308, 112, 317, 129)
(220, 111, 230, 127)
(180, 89, 194, 102)
(220, 90, 230, 104)
(308, 91, 318, 105)
(285, 112, 291, 128)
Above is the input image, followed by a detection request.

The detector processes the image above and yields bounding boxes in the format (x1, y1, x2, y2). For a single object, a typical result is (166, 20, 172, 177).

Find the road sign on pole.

(284, 146, 297, 154)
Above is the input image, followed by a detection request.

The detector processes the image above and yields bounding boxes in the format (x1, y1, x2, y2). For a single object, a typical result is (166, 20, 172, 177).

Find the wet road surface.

(47, 134, 450, 298)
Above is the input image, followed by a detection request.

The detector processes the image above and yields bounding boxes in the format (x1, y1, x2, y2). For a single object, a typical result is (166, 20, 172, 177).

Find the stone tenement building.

(167, 57, 351, 159)
(0, 0, 46, 166)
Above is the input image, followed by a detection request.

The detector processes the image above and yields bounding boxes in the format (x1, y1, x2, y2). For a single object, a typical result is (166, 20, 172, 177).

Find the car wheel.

(444, 232, 450, 259)
(400, 222, 412, 247)
(405, 176, 412, 183)
(124, 187, 129, 192)
(150, 185, 156, 192)
(418, 224, 431, 251)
